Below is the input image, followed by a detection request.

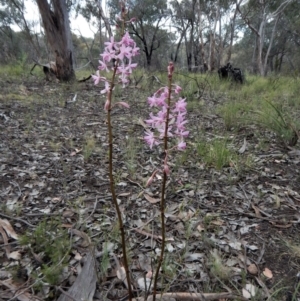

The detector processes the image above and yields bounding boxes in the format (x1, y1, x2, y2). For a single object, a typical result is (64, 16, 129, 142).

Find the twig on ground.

(256, 241, 266, 264)
(81, 197, 98, 224)
(55, 286, 77, 301)
(255, 276, 272, 299)
(0, 212, 35, 228)
(9, 180, 22, 196)
(24, 213, 60, 217)
(2, 278, 41, 301)
(0, 241, 18, 247)
(132, 291, 248, 301)
(238, 183, 253, 208)
(133, 228, 172, 241)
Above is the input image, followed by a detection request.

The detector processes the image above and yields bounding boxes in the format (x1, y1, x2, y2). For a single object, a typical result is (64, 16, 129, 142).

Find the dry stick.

(152, 64, 173, 301)
(133, 292, 248, 301)
(255, 276, 272, 299)
(0, 212, 35, 228)
(81, 197, 98, 225)
(55, 286, 77, 301)
(133, 228, 162, 241)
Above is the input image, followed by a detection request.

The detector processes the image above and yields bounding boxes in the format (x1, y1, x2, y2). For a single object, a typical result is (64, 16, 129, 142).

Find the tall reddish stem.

(106, 4, 133, 299)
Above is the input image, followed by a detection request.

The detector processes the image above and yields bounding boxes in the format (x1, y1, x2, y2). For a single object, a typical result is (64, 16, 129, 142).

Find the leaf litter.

(0, 78, 300, 300)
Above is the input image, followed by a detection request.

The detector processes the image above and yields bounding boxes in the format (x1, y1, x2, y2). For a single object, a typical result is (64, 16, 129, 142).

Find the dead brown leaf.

(0, 226, 9, 257)
(0, 218, 19, 240)
(144, 193, 160, 204)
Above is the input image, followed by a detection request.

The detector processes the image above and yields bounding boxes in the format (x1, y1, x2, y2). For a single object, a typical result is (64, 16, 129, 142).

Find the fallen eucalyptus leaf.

(144, 193, 160, 204)
(242, 283, 258, 299)
(263, 267, 273, 279)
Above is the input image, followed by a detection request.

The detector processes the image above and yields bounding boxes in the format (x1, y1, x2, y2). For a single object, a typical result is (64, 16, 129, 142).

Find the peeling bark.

(36, 0, 75, 81)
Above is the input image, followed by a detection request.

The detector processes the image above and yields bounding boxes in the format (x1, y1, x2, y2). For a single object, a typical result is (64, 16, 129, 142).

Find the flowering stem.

(107, 65, 133, 300)
(92, 2, 139, 299)
(152, 63, 174, 301)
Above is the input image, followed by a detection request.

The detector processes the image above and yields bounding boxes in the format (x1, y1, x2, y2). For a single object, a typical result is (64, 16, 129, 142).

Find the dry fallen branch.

(0, 278, 39, 301)
(0, 213, 35, 228)
(133, 292, 248, 301)
(133, 228, 170, 241)
(57, 252, 97, 301)
(30, 59, 57, 81)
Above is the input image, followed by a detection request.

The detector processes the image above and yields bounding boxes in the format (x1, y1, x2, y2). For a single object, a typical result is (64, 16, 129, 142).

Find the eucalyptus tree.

(225, 0, 243, 63)
(76, 0, 112, 42)
(0, 0, 41, 59)
(108, 0, 171, 68)
(200, 0, 241, 71)
(170, 0, 197, 71)
(170, 0, 240, 72)
(0, 1, 15, 61)
(279, 1, 300, 72)
(36, 0, 75, 81)
(204, 0, 220, 71)
(237, 0, 294, 76)
(0, 0, 14, 29)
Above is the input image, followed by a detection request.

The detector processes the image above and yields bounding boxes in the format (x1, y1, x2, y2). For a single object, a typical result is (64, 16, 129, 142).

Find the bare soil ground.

(0, 75, 300, 301)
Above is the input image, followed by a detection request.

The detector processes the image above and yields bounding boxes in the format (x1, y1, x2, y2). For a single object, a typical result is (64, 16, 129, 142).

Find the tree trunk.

(212, 0, 220, 71)
(257, 10, 266, 76)
(217, 8, 222, 67)
(226, 0, 243, 63)
(263, 14, 280, 75)
(182, 19, 191, 71)
(173, 33, 184, 63)
(277, 51, 285, 72)
(97, 0, 112, 38)
(208, 9, 218, 71)
(173, 28, 186, 63)
(238, 0, 293, 76)
(130, 16, 161, 69)
(251, 35, 257, 73)
(188, 21, 194, 71)
(36, 0, 75, 81)
(197, 0, 207, 69)
(286, 55, 296, 72)
(10, 0, 41, 57)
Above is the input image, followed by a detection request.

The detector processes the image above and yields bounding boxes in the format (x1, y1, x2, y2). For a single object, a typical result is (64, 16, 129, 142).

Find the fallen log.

(56, 252, 97, 301)
(30, 59, 57, 81)
(30, 59, 92, 82)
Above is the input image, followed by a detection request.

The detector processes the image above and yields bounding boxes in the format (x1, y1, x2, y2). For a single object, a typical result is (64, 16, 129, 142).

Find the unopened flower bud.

(104, 99, 110, 111)
(168, 62, 174, 77)
(116, 101, 130, 108)
(164, 163, 170, 175)
(127, 17, 137, 23)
